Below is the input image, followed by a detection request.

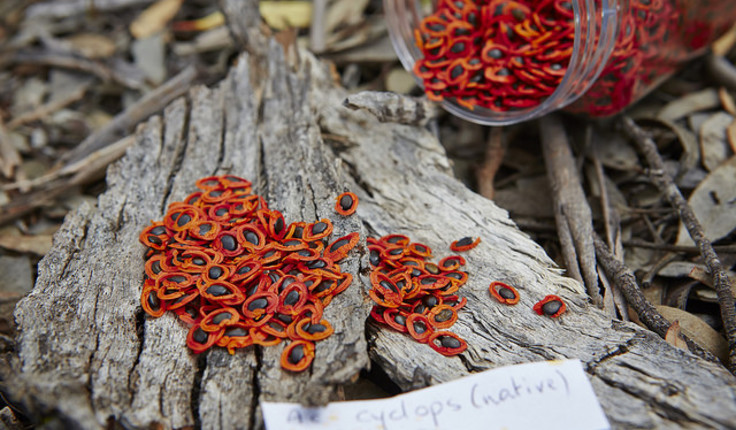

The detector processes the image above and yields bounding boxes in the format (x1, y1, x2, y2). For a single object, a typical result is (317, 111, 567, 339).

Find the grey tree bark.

(6, 11, 736, 430)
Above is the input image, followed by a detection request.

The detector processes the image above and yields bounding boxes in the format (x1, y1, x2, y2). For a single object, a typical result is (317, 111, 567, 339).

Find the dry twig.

(540, 115, 602, 306)
(621, 116, 736, 374)
(59, 65, 198, 167)
(476, 127, 506, 200)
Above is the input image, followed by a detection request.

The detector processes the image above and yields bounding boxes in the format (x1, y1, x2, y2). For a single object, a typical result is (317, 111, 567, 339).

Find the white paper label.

(262, 359, 610, 430)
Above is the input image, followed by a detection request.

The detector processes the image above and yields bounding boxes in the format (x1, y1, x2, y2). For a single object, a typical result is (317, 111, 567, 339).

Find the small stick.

(309, 0, 327, 53)
(622, 239, 736, 254)
(58, 65, 197, 167)
(7, 82, 90, 130)
(5, 49, 145, 90)
(476, 127, 506, 200)
(621, 116, 736, 374)
(540, 115, 602, 306)
(0, 121, 21, 180)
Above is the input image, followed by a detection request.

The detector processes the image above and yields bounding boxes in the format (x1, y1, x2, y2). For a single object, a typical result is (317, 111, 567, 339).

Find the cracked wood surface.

(10, 34, 736, 430)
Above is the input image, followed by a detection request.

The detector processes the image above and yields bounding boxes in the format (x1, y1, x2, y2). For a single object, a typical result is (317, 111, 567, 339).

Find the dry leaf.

(325, 0, 369, 33)
(676, 156, 736, 246)
(63, 33, 117, 59)
(699, 112, 734, 171)
(656, 305, 728, 363)
(727, 119, 736, 153)
(687, 265, 736, 297)
(260, 1, 312, 30)
(658, 88, 720, 121)
(664, 320, 689, 351)
(0, 231, 53, 255)
(718, 87, 736, 115)
(385, 68, 416, 94)
(130, 0, 184, 39)
(712, 23, 736, 56)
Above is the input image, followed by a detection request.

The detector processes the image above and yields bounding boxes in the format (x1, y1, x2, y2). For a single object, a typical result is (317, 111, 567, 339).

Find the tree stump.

(8, 12, 736, 430)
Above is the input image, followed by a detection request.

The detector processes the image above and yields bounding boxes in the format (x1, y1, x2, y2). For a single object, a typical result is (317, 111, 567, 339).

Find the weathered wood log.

(7, 16, 736, 430)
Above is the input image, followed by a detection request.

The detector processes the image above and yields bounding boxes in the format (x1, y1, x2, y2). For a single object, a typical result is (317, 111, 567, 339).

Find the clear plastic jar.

(384, 0, 736, 125)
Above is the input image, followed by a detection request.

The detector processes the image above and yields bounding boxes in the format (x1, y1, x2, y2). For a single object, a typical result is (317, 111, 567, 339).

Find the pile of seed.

(138, 175, 359, 372)
(367, 234, 469, 356)
(414, 0, 573, 111)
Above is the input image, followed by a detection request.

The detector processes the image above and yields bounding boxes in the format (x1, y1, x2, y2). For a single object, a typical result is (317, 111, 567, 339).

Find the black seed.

(186, 307, 198, 319)
(284, 239, 301, 247)
(414, 304, 427, 314)
(315, 281, 333, 293)
(456, 237, 473, 246)
(450, 65, 464, 80)
(169, 275, 186, 283)
(428, 23, 445, 31)
(446, 272, 463, 280)
(246, 284, 259, 296)
(289, 344, 305, 364)
(248, 298, 268, 310)
(497, 68, 510, 76)
(312, 222, 328, 234)
(281, 277, 296, 289)
(330, 239, 349, 252)
(151, 226, 166, 235)
(198, 224, 212, 235)
(193, 328, 208, 344)
(394, 315, 406, 326)
(268, 272, 280, 283)
(307, 259, 326, 269)
(411, 268, 422, 277)
(224, 327, 248, 337)
(303, 279, 315, 288)
(440, 336, 461, 349)
(421, 277, 437, 285)
(268, 322, 283, 331)
(425, 264, 440, 275)
(237, 265, 253, 275)
(511, 8, 526, 20)
(151, 261, 162, 274)
(264, 250, 276, 259)
(212, 312, 232, 324)
(423, 295, 439, 307)
(215, 207, 228, 216)
(207, 284, 230, 296)
(499, 287, 516, 300)
(284, 290, 300, 306)
(277, 313, 293, 324)
(413, 322, 426, 334)
(387, 236, 404, 244)
(488, 48, 503, 59)
(551, 63, 562, 71)
(176, 214, 192, 227)
(210, 190, 223, 197)
(380, 280, 399, 293)
(292, 226, 304, 238)
(450, 42, 466, 53)
(220, 234, 237, 251)
(339, 195, 354, 211)
(192, 258, 206, 266)
(435, 309, 453, 322)
(369, 250, 380, 266)
(245, 231, 260, 245)
(147, 293, 160, 310)
(208, 266, 224, 279)
(388, 248, 403, 256)
(307, 324, 326, 334)
(297, 249, 312, 257)
(274, 218, 284, 233)
(542, 300, 562, 315)
(148, 236, 162, 245)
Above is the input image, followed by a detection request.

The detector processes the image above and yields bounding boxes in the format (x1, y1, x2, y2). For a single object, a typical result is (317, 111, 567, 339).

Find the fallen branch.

(540, 115, 602, 306)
